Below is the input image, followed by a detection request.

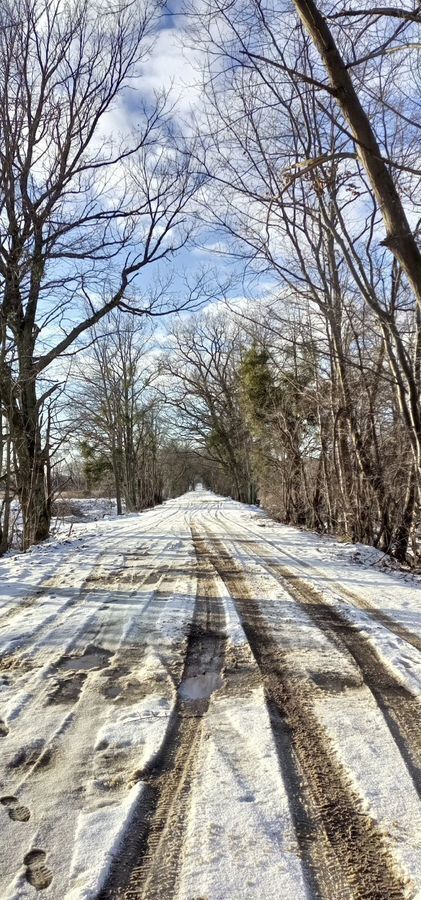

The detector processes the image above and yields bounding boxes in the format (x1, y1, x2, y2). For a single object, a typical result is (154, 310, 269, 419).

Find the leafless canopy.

(0, 0, 200, 546)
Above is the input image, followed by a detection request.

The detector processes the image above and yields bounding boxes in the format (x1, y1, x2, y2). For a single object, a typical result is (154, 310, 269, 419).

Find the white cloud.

(138, 26, 202, 115)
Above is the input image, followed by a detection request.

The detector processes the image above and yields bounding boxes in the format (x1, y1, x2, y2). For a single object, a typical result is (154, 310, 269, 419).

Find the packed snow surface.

(0, 491, 420, 899)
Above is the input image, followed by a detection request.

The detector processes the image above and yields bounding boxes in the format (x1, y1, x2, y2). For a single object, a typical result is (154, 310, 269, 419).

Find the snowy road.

(1, 491, 421, 899)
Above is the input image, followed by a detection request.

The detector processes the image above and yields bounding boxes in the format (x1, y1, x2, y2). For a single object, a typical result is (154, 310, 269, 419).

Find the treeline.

(176, 0, 421, 563)
(70, 313, 217, 510)
(1, 0, 421, 564)
(163, 303, 416, 562)
(0, 309, 214, 547)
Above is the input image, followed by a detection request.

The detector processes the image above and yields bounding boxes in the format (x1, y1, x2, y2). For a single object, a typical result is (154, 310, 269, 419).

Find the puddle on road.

(59, 645, 112, 672)
(179, 672, 223, 700)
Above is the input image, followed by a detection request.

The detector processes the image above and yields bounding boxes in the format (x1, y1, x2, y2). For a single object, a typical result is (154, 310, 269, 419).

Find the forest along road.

(1, 491, 421, 900)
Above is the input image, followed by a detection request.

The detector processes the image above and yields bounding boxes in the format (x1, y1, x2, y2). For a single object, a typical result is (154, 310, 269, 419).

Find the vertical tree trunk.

(14, 375, 51, 549)
(19, 455, 50, 549)
(124, 447, 138, 511)
(394, 464, 418, 563)
(111, 444, 123, 516)
(0, 428, 12, 555)
(318, 410, 334, 531)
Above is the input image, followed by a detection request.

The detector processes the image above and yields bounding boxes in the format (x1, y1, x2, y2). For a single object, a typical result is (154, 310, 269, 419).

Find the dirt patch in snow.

(98, 552, 227, 900)
(57, 644, 113, 673)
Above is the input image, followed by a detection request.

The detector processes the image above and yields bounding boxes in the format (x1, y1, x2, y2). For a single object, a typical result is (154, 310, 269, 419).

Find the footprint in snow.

(24, 849, 53, 891)
(1, 795, 31, 822)
(0, 718, 9, 737)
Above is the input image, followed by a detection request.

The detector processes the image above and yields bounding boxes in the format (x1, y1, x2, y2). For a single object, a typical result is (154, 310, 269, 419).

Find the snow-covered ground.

(51, 497, 119, 522)
(3, 496, 120, 551)
(0, 491, 420, 899)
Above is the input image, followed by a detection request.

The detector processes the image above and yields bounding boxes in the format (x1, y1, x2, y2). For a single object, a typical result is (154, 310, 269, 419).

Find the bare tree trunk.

(111, 444, 123, 516)
(394, 464, 418, 563)
(292, 0, 421, 307)
(318, 404, 334, 531)
(13, 374, 50, 548)
(0, 425, 12, 555)
(19, 455, 50, 549)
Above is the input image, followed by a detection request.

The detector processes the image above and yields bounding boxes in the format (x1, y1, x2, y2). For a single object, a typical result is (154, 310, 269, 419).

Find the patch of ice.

(179, 672, 223, 700)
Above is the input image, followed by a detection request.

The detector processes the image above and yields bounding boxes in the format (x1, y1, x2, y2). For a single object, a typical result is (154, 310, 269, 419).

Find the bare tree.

(0, 0, 199, 547)
(290, 0, 421, 303)
(186, 0, 421, 560)
(73, 311, 162, 513)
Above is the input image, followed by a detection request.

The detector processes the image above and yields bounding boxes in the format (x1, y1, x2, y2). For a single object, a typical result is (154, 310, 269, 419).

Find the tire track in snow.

(215, 508, 421, 654)
(0, 534, 189, 899)
(212, 516, 421, 796)
(192, 534, 339, 900)
(253, 557, 421, 801)
(321, 579, 421, 654)
(0, 501, 181, 656)
(252, 537, 421, 656)
(1, 537, 176, 734)
(99, 547, 226, 900)
(198, 534, 410, 900)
